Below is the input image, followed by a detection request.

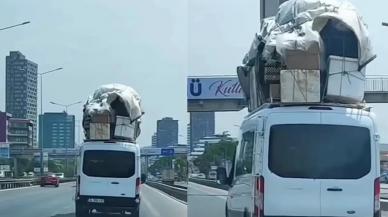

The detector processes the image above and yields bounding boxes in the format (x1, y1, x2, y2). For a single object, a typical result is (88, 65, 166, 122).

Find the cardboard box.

(91, 114, 110, 123)
(114, 116, 136, 140)
(284, 49, 320, 70)
(90, 123, 110, 140)
(326, 55, 365, 103)
(281, 70, 321, 103)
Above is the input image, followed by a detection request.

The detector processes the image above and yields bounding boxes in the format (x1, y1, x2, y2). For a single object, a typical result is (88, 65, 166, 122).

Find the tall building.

(39, 112, 75, 149)
(156, 117, 178, 148)
(5, 51, 38, 146)
(0, 112, 11, 143)
(189, 112, 215, 151)
(8, 118, 34, 149)
(151, 133, 157, 146)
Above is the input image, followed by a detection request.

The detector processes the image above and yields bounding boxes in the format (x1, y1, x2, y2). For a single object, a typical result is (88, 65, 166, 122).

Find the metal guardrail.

(365, 76, 388, 92)
(0, 179, 35, 189)
(146, 181, 187, 202)
(0, 177, 76, 190)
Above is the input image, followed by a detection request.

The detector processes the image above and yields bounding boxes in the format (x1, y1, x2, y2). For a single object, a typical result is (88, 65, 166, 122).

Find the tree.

(193, 139, 237, 175)
(148, 156, 188, 181)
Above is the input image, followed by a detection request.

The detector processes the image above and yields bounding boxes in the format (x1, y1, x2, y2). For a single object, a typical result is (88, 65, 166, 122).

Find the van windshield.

(83, 150, 135, 178)
(269, 124, 371, 179)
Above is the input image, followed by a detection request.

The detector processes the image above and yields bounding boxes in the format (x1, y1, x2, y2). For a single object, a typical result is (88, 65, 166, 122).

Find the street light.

(39, 67, 63, 176)
(0, 21, 30, 31)
(50, 100, 83, 113)
(50, 100, 82, 173)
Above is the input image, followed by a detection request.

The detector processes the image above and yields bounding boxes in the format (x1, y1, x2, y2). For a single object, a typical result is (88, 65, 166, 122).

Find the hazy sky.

(1, 0, 387, 146)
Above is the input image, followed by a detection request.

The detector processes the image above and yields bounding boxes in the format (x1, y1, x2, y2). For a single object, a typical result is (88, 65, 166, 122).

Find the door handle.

(111, 182, 119, 184)
(327, 187, 342, 192)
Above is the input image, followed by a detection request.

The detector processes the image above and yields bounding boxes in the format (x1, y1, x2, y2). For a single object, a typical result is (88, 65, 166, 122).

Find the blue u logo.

(190, 79, 202, 96)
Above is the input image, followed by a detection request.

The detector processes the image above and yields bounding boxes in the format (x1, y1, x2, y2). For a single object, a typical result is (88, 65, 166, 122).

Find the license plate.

(88, 198, 104, 203)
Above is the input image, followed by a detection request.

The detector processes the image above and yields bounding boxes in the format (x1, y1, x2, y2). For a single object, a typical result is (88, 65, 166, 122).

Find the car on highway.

(220, 105, 381, 217)
(54, 173, 65, 179)
(197, 173, 206, 179)
(208, 171, 217, 180)
(40, 173, 60, 187)
(75, 141, 144, 217)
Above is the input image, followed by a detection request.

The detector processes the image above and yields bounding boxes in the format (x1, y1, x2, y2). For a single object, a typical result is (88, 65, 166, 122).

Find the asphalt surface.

(188, 181, 388, 217)
(0, 182, 187, 217)
(188, 182, 227, 217)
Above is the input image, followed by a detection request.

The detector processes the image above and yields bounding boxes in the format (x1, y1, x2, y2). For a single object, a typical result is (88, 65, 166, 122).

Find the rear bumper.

(41, 180, 59, 185)
(76, 195, 140, 212)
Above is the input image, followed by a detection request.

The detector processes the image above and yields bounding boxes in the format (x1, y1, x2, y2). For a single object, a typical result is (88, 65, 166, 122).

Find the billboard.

(187, 77, 244, 100)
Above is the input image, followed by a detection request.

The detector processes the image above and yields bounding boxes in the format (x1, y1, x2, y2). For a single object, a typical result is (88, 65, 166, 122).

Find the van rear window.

(269, 124, 371, 179)
(83, 150, 135, 178)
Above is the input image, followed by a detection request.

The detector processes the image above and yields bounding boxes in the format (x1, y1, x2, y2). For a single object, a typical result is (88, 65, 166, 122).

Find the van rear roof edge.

(247, 103, 370, 118)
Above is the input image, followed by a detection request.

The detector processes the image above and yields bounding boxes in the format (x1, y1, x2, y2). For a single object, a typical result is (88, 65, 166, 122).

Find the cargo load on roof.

(238, 0, 376, 107)
(82, 83, 144, 142)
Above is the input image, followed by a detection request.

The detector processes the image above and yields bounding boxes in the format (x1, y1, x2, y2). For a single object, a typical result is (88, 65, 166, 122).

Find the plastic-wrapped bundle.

(82, 83, 144, 142)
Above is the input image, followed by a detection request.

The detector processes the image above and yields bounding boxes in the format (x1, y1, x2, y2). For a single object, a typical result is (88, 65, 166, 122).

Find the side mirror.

(141, 174, 147, 184)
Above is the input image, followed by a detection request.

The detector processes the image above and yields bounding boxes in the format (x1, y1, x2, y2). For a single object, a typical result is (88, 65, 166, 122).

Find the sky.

(0, 0, 387, 146)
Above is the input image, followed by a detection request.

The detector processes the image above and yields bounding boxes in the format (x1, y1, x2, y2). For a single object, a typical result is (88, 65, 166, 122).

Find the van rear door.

(265, 112, 321, 216)
(81, 149, 137, 198)
(319, 113, 375, 217)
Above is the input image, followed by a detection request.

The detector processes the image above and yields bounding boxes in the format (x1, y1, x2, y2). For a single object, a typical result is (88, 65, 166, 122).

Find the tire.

(75, 202, 89, 217)
(131, 208, 139, 217)
(55, 183, 59, 187)
(40, 184, 44, 187)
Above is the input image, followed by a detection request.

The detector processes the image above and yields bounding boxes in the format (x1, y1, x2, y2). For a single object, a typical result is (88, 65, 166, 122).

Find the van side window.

(235, 131, 255, 177)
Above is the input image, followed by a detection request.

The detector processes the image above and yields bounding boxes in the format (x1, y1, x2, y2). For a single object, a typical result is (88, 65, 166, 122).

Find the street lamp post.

(0, 21, 30, 31)
(39, 67, 63, 176)
(49, 101, 83, 113)
(49, 100, 82, 173)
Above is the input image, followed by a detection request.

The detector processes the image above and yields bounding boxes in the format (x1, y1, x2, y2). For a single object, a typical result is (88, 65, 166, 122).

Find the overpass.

(364, 76, 388, 103)
(7, 145, 188, 159)
(9, 148, 78, 159)
(188, 76, 388, 112)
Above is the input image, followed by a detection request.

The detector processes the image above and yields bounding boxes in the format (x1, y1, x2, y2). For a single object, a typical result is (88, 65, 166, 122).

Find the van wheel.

(75, 202, 89, 217)
(131, 209, 139, 217)
(243, 209, 249, 217)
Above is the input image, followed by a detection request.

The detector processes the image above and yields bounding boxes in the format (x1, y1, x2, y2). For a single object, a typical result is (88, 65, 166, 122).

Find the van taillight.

(374, 178, 380, 217)
(254, 176, 264, 217)
(136, 177, 140, 195)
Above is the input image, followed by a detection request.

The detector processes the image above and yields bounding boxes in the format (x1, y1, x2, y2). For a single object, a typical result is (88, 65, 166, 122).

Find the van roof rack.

(248, 102, 369, 116)
(83, 138, 136, 143)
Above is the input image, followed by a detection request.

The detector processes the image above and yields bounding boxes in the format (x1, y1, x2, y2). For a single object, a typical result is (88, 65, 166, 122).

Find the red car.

(40, 173, 60, 187)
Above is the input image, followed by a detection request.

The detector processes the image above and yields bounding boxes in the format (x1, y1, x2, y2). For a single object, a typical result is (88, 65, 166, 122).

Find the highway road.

(188, 181, 388, 217)
(0, 182, 187, 217)
(188, 182, 227, 217)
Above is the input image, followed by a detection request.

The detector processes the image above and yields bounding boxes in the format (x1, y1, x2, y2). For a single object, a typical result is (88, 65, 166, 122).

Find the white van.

(75, 141, 142, 217)
(222, 105, 381, 217)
